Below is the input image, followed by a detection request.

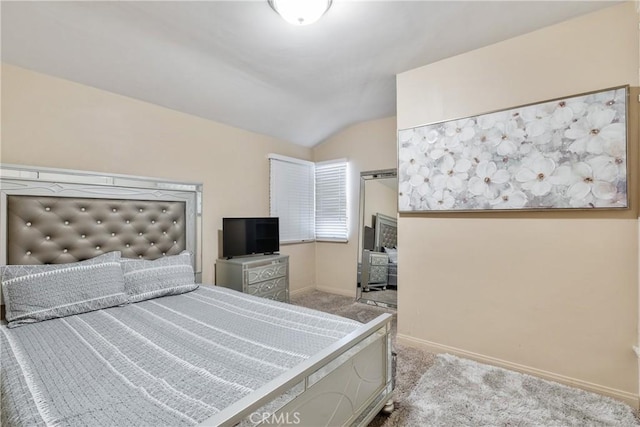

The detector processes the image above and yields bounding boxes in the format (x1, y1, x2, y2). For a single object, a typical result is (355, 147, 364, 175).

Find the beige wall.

(0, 64, 316, 292)
(397, 2, 639, 405)
(363, 180, 396, 229)
(313, 116, 397, 296)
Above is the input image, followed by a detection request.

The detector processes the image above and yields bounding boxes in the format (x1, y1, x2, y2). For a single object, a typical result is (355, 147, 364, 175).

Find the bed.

(0, 164, 394, 427)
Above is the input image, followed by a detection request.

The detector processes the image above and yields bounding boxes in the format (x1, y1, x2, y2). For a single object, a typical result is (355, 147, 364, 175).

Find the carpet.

(402, 353, 639, 426)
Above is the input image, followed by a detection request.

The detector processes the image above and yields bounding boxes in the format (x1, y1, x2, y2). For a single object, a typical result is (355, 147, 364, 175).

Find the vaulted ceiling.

(1, 1, 618, 147)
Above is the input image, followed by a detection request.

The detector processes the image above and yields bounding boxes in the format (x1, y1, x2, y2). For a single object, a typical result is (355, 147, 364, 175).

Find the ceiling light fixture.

(268, 0, 332, 26)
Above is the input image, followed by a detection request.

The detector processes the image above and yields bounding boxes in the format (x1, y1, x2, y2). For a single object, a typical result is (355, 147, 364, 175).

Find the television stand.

(215, 254, 289, 303)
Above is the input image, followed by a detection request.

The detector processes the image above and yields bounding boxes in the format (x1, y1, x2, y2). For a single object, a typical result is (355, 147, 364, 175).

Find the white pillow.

(383, 247, 398, 264)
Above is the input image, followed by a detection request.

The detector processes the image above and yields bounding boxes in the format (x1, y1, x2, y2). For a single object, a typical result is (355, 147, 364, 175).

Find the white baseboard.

(397, 333, 640, 409)
(314, 285, 356, 298)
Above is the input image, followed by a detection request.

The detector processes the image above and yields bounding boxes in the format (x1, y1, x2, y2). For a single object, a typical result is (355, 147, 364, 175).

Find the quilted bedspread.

(1, 286, 362, 426)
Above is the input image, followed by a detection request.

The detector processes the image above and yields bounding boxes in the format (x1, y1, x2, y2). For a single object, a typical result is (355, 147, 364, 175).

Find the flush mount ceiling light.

(268, 0, 332, 26)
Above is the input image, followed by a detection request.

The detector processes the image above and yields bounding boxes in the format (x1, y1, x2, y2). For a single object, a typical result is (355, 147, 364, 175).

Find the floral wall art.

(398, 86, 628, 212)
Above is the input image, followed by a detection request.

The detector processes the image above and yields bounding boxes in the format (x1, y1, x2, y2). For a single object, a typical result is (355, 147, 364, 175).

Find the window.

(315, 159, 348, 242)
(269, 154, 315, 243)
(269, 154, 348, 244)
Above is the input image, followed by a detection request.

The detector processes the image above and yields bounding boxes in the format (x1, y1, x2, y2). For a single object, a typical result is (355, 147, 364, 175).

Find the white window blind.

(269, 154, 315, 243)
(315, 159, 348, 242)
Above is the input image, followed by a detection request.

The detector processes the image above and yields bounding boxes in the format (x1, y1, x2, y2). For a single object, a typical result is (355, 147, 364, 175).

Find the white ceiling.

(1, 1, 618, 147)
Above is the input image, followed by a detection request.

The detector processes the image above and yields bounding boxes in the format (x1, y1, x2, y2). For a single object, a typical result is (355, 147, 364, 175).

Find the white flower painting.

(398, 87, 628, 211)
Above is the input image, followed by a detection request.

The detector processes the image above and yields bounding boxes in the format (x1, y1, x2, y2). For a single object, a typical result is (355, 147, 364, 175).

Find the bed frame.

(0, 164, 394, 427)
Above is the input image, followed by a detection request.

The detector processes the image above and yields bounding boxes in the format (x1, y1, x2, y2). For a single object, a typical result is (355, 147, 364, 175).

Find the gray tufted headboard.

(1, 164, 203, 288)
(374, 213, 397, 251)
(7, 195, 186, 265)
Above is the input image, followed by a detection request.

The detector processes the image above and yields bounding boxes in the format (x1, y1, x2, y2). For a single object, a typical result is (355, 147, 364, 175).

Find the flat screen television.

(222, 217, 279, 258)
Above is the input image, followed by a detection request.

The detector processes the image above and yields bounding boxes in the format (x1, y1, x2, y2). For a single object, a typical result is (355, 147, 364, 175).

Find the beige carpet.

(290, 290, 640, 427)
(406, 353, 638, 426)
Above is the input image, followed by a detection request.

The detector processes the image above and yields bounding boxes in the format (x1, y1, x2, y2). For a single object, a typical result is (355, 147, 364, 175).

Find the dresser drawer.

(369, 253, 389, 265)
(246, 263, 287, 284)
(369, 265, 388, 283)
(247, 276, 286, 296)
(259, 287, 289, 303)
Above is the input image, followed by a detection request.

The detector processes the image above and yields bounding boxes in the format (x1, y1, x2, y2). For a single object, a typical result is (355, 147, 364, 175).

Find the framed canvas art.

(398, 86, 628, 212)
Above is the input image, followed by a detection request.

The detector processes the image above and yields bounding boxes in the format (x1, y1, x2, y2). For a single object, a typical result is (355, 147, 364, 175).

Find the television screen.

(222, 217, 279, 258)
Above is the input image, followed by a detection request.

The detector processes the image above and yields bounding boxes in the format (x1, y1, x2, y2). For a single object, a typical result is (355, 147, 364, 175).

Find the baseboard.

(397, 333, 640, 409)
(314, 285, 356, 298)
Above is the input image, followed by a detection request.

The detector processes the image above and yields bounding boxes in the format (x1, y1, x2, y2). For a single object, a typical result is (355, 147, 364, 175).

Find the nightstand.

(361, 250, 389, 291)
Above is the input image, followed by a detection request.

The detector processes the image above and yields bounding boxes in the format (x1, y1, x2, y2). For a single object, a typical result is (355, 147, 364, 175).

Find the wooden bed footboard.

(199, 313, 394, 427)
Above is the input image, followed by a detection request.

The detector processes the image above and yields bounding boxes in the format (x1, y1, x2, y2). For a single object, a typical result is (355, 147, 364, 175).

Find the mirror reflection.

(357, 169, 397, 308)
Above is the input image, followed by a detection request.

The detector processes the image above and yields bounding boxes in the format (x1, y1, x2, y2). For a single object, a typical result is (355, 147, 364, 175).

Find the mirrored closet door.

(356, 169, 397, 308)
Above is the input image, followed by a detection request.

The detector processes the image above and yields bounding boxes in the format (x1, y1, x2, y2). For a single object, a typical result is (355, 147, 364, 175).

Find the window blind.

(269, 154, 315, 243)
(315, 159, 348, 242)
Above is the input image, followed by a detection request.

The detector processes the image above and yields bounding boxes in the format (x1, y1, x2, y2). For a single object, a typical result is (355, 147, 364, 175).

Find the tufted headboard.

(374, 213, 397, 251)
(7, 195, 186, 265)
(1, 164, 203, 290)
